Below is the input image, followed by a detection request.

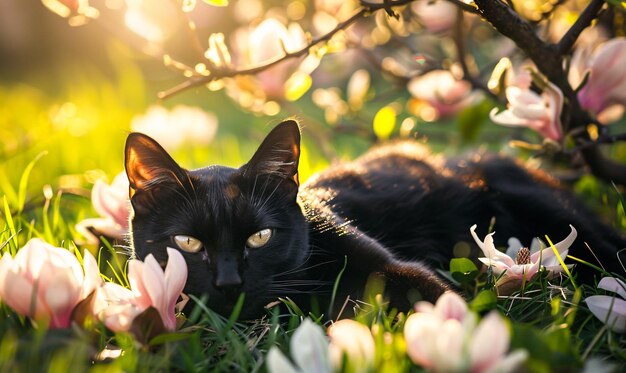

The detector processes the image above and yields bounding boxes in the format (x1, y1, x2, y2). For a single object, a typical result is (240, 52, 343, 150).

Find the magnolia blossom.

(130, 105, 218, 151)
(76, 171, 129, 243)
(127, 247, 187, 331)
(408, 70, 478, 119)
(266, 318, 332, 373)
(490, 81, 564, 141)
(411, 0, 458, 33)
(328, 319, 375, 371)
(0, 239, 86, 328)
(229, 18, 313, 103)
(470, 225, 577, 288)
(585, 277, 626, 333)
(574, 38, 626, 122)
(86, 247, 187, 332)
(404, 292, 527, 373)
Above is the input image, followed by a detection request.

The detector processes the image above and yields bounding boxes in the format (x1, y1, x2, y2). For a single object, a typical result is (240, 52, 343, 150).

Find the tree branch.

(159, 0, 417, 99)
(452, 7, 499, 101)
(556, 0, 605, 56)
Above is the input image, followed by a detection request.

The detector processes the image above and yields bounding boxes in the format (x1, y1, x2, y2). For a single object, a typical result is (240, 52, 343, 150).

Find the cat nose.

(214, 256, 242, 290)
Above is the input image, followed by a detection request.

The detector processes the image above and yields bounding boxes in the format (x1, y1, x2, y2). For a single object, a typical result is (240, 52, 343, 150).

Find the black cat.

(125, 120, 625, 319)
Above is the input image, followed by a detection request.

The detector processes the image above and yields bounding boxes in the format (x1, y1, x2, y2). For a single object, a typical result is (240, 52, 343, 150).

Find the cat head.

(125, 120, 309, 318)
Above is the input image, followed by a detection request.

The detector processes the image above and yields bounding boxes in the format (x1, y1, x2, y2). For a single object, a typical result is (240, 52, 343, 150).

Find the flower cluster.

(266, 318, 375, 373)
(0, 238, 187, 334)
(267, 292, 528, 373)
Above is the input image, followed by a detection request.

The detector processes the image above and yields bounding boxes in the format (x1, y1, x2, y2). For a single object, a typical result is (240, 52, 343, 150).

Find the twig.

(451, 7, 499, 101)
(556, 0, 605, 56)
(159, 0, 417, 99)
(170, 0, 207, 62)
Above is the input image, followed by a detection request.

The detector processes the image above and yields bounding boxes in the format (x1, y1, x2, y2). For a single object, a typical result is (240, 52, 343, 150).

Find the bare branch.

(557, 0, 605, 56)
(452, 7, 499, 101)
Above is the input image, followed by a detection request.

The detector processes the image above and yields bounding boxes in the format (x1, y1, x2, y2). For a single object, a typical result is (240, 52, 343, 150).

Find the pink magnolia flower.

(404, 292, 527, 373)
(489, 80, 564, 141)
(470, 225, 577, 284)
(96, 282, 142, 332)
(408, 70, 478, 119)
(76, 171, 129, 243)
(127, 247, 188, 331)
(0, 239, 85, 328)
(242, 18, 309, 100)
(575, 38, 626, 122)
(585, 277, 626, 333)
(328, 319, 375, 371)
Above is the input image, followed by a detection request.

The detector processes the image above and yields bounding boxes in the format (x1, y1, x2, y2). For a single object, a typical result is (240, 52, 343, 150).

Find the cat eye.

(173, 235, 203, 253)
(246, 229, 273, 249)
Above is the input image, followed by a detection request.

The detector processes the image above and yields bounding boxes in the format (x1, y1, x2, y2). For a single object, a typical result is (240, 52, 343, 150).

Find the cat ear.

(243, 119, 301, 185)
(124, 132, 189, 201)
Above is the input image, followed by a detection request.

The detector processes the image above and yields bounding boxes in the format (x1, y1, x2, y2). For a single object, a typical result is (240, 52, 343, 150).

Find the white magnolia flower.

(585, 277, 626, 333)
(470, 225, 577, 293)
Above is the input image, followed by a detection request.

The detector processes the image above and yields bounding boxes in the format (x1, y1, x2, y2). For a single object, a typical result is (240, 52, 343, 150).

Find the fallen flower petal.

(585, 295, 626, 333)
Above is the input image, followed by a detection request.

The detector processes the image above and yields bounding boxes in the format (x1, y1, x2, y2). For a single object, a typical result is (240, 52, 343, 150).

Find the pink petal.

(43, 268, 82, 328)
(469, 312, 510, 372)
(598, 277, 626, 300)
(434, 319, 465, 371)
(435, 292, 468, 321)
(91, 175, 130, 229)
(164, 248, 187, 308)
(128, 260, 151, 310)
(404, 313, 440, 368)
(2, 268, 37, 316)
(585, 295, 626, 333)
(162, 248, 188, 330)
(82, 250, 103, 299)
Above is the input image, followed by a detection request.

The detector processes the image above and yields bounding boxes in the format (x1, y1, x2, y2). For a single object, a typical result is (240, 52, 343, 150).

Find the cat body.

(125, 120, 625, 319)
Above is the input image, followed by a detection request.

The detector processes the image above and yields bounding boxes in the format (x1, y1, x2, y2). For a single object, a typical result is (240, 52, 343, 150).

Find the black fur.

(125, 120, 626, 319)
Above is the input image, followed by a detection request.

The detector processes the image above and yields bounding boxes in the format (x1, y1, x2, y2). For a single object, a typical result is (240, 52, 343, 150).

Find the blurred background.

(1, 0, 624, 245)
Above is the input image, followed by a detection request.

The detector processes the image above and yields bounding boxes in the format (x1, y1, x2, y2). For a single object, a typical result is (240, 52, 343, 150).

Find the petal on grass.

(585, 295, 626, 333)
(597, 277, 626, 300)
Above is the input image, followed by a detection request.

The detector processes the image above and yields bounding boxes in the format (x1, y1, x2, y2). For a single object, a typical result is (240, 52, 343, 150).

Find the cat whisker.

(271, 259, 338, 278)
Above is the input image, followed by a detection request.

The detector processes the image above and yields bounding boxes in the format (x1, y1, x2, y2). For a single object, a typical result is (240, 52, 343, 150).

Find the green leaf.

(470, 290, 497, 312)
(456, 99, 492, 142)
(2, 196, 17, 255)
(373, 106, 396, 140)
(17, 151, 47, 215)
(449, 257, 479, 284)
(202, 0, 229, 6)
